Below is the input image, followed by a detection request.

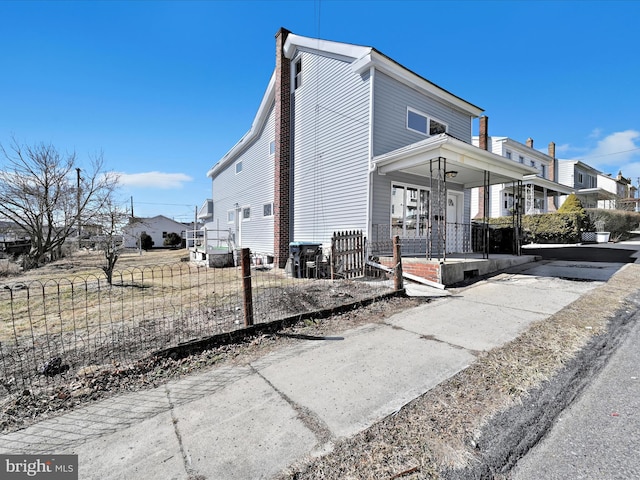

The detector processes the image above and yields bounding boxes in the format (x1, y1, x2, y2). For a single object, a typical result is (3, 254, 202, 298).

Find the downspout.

(366, 66, 376, 252)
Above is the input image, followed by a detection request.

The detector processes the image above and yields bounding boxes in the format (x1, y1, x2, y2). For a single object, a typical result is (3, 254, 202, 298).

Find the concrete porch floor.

(380, 253, 541, 286)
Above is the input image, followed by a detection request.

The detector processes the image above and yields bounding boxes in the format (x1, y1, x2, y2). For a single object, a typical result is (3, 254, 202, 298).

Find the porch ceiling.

(373, 134, 539, 188)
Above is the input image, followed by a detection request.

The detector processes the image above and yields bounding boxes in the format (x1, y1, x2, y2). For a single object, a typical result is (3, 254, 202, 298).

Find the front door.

(446, 193, 463, 253)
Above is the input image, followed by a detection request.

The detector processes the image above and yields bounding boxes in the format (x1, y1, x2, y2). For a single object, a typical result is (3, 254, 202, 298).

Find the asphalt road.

(523, 246, 638, 263)
(509, 306, 640, 480)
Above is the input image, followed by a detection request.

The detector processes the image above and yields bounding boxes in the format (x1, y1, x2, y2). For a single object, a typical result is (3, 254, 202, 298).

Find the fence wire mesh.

(0, 262, 394, 393)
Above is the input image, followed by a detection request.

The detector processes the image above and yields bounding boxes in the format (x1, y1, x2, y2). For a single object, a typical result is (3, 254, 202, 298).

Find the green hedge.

(522, 212, 589, 244)
(586, 209, 640, 241)
(485, 209, 640, 244)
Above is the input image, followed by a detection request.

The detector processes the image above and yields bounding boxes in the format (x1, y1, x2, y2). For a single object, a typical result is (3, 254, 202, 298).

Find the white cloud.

(585, 130, 640, 164)
(116, 171, 193, 189)
(588, 128, 603, 139)
(555, 143, 572, 154)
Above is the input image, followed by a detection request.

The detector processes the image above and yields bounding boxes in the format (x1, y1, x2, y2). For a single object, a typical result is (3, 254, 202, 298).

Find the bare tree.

(93, 199, 129, 285)
(0, 139, 119, 269)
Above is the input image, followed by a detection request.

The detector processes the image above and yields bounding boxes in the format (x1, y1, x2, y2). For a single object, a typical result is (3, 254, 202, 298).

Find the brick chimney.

(526, 137, 534, 149)
(478, 115, 489, 151)
(547, 141, 557, 211)
(274, 27, 291, 268)
(548, 141, 556, 182)
(476, 116, 489, 219)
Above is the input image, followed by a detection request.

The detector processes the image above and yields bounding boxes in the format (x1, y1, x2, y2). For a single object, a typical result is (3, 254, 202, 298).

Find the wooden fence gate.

(331, 230, 364, 279)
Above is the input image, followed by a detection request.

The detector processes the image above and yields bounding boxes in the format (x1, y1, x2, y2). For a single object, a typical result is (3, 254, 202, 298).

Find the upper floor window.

(530, 160, 536, 168)
(519, 155, 525, 164)
(406, 108, 448, 136)
(505, 151, 512, 160)
(269, 140, 275, 156)
(227, 210, 235, 223)
(540, 164, 547, 178)
(242, 207, 251, 220)
(577, 172, 584, 184)
(235, 161, 243, 174)
(294, 59, 302, 89)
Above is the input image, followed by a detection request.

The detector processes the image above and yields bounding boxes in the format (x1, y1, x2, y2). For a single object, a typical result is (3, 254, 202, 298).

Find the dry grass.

(280, 264, 640, 480)
(0, 248, 301, 339)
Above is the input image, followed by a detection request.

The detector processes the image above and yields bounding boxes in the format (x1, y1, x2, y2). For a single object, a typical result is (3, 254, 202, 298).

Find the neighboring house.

(596, 171, 635, 210)
(470, 136, 573, 217)
(206, 28, 538, 267)
(557, 160, 614, 209)
(122, 215, 188, 249)
(0, 220, 29, 243)
(197, 199, 214, 224)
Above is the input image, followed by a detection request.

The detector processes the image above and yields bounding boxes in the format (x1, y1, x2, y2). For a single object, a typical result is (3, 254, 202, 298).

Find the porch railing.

(370, 222, 473, 258)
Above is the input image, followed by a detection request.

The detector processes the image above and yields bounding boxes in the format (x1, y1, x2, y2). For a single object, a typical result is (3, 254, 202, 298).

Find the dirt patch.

(0, 294, 425, 433)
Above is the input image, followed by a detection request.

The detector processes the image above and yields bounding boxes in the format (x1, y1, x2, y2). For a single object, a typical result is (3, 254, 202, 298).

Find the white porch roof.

(521, 175, 575, 195)
(373, 134, 538, 187)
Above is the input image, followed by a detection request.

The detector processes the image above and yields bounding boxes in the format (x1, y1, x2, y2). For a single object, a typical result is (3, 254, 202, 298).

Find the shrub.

(586, 209, 640, 241)
(522, 212, 587, 244)
(163, 232, 183, 248)
(139, 233, 154, 251)
(557, 193, 586, 214)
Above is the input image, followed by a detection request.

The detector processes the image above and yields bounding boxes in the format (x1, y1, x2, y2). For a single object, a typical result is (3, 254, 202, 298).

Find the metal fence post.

(393, 235, 403, 291)
(241, 248, 254, 326)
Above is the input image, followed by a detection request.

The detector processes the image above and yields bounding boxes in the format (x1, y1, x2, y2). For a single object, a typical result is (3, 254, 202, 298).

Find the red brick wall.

(274, 28, 291, 268)
(379, 258, 441, 284)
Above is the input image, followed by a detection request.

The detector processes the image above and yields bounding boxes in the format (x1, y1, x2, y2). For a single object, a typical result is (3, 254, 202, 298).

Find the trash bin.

(289, 242, 322, 278)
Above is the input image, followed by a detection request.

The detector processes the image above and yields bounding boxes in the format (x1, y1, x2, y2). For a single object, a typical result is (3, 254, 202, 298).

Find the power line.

(580, 146, 640, 161)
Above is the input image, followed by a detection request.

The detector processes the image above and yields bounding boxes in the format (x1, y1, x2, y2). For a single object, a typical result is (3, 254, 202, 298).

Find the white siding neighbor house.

(470, 135, 573, 218)
(596, 171, 634, 210)
(557, 160, 614, 209)
(206, 28, 538, 268)
(122, 215, 188, 249)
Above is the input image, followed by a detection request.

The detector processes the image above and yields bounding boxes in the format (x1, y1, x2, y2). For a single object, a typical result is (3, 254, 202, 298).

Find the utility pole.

(76, 168, 81, 249)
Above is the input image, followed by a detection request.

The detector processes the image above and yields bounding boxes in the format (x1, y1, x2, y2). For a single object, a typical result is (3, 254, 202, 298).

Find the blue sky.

(1, 0, 639, 222)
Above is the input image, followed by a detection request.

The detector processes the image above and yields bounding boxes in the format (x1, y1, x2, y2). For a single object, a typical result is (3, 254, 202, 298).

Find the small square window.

(242, 207, 250, 220)
(227, 211, 235, 222)
(506, 151, 512, 160)
(519, 156, 525, 164)
(162, 231, 167, 238)
(263, 203, 273, 217)
(235, 161, 243, 174)
(269, 141, 275, 156)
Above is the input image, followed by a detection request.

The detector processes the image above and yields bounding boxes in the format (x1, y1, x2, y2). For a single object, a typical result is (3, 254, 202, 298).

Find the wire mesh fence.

(0, 260, 395, 393)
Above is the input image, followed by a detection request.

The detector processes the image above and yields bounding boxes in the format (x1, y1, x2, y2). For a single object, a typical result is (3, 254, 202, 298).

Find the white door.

(446, 194, 462, 253)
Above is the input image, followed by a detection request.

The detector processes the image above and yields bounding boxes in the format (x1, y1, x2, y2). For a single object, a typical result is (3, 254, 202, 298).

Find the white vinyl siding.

(373, 71, 473, 156)
(210, 104, 276, 254)
(291, 51, 370, 243)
